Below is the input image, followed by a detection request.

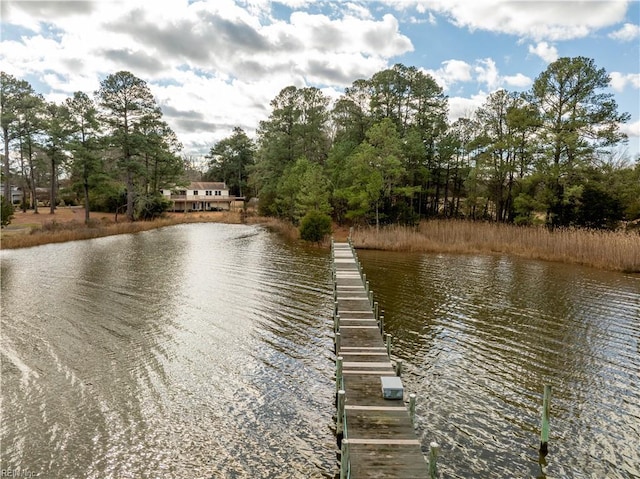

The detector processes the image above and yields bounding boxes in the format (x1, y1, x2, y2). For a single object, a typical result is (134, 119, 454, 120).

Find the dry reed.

(351, 220, 640, 273)
(0, 211, 246, 250)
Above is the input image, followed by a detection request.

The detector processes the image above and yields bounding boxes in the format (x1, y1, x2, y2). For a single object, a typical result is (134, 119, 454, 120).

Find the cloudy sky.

(2, 0, 639, 159)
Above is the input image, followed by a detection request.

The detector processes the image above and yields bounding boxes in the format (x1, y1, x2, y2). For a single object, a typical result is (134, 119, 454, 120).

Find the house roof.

(188, 182, 227, 190)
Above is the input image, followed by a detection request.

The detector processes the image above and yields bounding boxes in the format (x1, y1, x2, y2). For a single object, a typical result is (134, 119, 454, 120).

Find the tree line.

(207, 57, 638, 231)
(1, 70, 184, 222)
(2, 57, 639, 231)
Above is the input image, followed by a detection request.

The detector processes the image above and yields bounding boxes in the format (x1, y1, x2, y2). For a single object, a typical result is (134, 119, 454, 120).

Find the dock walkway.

(332, 241, 429, 478)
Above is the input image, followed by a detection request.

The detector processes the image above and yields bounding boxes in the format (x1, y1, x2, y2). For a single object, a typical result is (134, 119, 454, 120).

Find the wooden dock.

(332, 241, 430, 478)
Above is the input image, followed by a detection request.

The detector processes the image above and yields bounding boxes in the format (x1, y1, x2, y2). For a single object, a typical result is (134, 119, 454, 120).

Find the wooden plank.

(348, 439, 421, 445)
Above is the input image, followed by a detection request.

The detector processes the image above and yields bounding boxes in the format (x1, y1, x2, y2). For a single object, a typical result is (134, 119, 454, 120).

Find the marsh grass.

(0, 211, 245, 250)
(351, 220, 640, 273)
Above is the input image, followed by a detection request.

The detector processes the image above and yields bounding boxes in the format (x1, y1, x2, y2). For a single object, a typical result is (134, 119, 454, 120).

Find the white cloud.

(426, 58, 532, 92)
(609, 72, 640, 92)
(620, 120, 640, 139)
(475, 58, 500, 90)
(528, 42, 559, 63)
(608, 22, 640, 41)
(503, 73, 532, 88)
(344, 2, 373, 19)
(424, 59, 472, 90)
(448, 92, 488, 123)
(0, 1, 416, 154)
(382, 0, 629, 41)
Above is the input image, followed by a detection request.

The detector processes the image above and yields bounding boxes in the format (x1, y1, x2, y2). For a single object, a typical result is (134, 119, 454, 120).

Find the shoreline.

(2, 210, 637, 273)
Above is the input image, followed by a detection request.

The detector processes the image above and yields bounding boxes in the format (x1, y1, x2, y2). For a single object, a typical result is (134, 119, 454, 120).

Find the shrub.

(1, 196, 15, 227)
(299, 210, 332, 242)
(135, 194, 172, 220)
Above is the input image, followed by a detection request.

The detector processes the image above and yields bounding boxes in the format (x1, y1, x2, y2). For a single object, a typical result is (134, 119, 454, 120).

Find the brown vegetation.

(351, 220, 640, 273)
(3, 209, 638, 273)
(0, 208, 245, 250)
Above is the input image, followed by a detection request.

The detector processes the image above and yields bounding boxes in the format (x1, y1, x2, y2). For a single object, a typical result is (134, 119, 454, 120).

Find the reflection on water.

(1, 224, 336, 478)
(358, 250, 640, 479)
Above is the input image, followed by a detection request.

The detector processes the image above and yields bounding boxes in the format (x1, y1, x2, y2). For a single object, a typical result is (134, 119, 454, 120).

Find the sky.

(1, 0, 639, 160)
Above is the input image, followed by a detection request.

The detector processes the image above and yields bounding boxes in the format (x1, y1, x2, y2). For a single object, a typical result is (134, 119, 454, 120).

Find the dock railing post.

(336, 357, 343, 393)
(539, 385, 551, 456)
(386, 333, 392, 356)
(374, 301, 379, 323)
(340, 438, 350, 479)
(335, 332, 341, 354)
(409, 393, 416, 426)
(395, 359, 403, 376)
(337, 389, 346, 435)
(429, 442, 439, 478)
(380, 314, 385, 335)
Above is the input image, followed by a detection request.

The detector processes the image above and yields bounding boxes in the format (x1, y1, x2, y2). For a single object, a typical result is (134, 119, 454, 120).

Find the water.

(1, 224, 337, 478)
(357, 249, 640, 479)
(2, 227, 639, 478)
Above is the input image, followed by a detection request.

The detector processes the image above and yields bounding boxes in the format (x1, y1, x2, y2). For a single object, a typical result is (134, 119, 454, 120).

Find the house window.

(206, 191, 212, 196)
(215, 190, 221, 196)
(193, 190, 198, 196)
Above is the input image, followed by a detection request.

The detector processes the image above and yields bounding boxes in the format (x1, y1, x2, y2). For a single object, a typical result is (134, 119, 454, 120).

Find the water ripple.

(358, 249, 640, 479)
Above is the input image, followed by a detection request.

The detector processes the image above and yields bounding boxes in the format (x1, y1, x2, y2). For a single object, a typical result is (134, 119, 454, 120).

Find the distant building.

(160, 182, 244, 212)
(0, 185, 22, 205)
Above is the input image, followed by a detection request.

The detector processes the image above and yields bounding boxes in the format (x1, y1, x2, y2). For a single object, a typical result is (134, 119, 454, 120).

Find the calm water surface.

(1, 224, 336, 478)
(2, 226, 639, 478)
(358, 249, 640, 479)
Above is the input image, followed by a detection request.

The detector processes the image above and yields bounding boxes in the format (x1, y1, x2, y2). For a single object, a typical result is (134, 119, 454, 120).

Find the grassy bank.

(351, 220, 640, 273)
(0, 211, 245, 250)
(3, 212, 638, 273)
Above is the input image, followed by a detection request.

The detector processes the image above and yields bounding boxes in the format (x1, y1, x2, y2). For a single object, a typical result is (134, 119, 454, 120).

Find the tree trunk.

(50, 154, 56, 214)
(126, 170, 135, 221)
(2, 126, 10, 202)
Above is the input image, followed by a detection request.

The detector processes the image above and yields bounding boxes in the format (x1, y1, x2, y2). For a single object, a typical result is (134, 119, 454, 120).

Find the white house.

(161, 182, 240, 212)
(0, 185, 22, 205)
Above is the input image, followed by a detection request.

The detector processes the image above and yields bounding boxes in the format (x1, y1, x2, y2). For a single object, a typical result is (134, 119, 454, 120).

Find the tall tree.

(252, 86, 330, 215)
(205, 127, 255, 197)
(42, 101, 72, 213)
(97, 71, 161, 221)
(337, 119, 405, 227)
(531, 57, 630, 226)
(66, 91, 101, 223)
(17, 90, 45, 213)
(1, 72, 34, 201)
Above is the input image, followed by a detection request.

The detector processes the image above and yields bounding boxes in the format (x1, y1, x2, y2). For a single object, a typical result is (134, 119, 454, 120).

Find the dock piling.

(336, 356, 343, 392)
(429, 442, 439, 478)
(395, 359, 403, 376)
(337, 389, 346, 435)
(409, 393, 416, 426)
(539, 385, 551, 456)
(340, 439, 350, 479)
